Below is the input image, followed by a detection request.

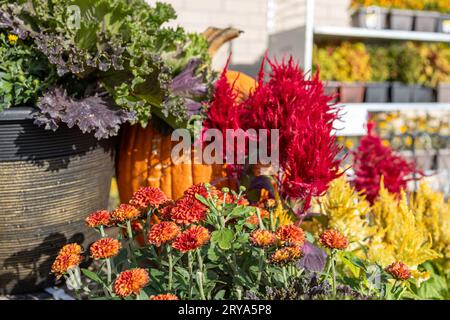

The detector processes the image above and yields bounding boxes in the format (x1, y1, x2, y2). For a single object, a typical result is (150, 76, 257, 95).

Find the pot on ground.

(390, 9, 415, 31)
(339, 83, 365, 103)
(437, 83, 450, 102)
(414, 11, 440, 32)
(365, 82, 390, 102)
(351, 6, 389, 29)
(0, 107, 116, 294)
(391, 82, 413, 102)
(438, 14, 450, 33)
(412, 85, 435, 102)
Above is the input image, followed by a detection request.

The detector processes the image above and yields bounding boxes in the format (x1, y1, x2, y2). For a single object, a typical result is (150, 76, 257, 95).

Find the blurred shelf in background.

(335, 103, 450, 136)
(314, 26, 450, 42)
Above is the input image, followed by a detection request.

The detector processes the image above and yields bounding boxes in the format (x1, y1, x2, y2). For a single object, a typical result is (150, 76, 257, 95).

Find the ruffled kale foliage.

(34, 86, 135, 139)
(0, 0, 213, 135)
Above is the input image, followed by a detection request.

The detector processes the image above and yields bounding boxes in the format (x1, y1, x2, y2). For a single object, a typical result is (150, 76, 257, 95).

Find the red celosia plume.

(240, 57, 343, 212)
(204, 55, 343, 213)
(353, 122, 418, 204)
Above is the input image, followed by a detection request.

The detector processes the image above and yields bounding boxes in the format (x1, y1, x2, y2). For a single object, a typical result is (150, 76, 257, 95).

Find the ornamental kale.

(34, 86, 135, 139)
(0, 0, 213, 137)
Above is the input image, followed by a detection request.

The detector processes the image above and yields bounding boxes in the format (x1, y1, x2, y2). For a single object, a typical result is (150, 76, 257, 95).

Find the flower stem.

(106, 258, 112, 285)
(282, 267, 288, 288)
(256, 249, 264, 285)
(196, 271, 206, 300)
(188, 251, 193, 299)
(126, 220, 133, 239)
(330, 250, 337, 298)
(99, 226, 106, 238)
(167, 246, 173, 291)
(256, 208, 265, 230)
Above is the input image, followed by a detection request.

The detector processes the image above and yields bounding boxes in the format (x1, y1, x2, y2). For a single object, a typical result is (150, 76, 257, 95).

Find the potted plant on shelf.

(366, 46, 391, 102)
(350, 0, 390, 29)
(423, 43, 450, 102)
(389, 0, 419, 31)
(0, 0, 212, 294)
(414, 1, 440, 32)
(390, 42, 420, 102)
(313, 45, 340, 102)
(333, 42, 371, 103)
(431, 0, 450, 33)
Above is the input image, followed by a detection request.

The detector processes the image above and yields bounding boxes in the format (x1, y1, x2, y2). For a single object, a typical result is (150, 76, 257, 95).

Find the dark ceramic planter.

(390, 9, 415, 31)
(412, 85, 435, 102)
(391, 82, 413, 102)
(414, 11, 440, 32)
(351, 6, 389, 29)
(365, 82, 390, 102)
(437, 83, 450, 102)
(339, 83, 365, 103)
(0, 107, 116, 294)
(438, 14, 450, 33)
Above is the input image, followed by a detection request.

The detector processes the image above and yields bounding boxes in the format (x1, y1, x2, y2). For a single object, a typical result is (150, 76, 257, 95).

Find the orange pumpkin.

(116, 70, 256, 203)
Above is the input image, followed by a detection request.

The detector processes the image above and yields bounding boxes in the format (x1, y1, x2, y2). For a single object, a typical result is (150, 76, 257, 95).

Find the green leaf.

(214, 290, 226, 300)
(211, 229, 235, 250)
(305, 231, 315, 244)
(195, 194, 210, 206)
(81, 268, 103, 284)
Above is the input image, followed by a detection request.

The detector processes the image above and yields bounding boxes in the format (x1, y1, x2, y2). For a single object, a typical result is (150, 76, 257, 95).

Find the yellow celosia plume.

(321, 176, 376, 250)
(368, 182, 441, 267)
(411, 183, 450, 261)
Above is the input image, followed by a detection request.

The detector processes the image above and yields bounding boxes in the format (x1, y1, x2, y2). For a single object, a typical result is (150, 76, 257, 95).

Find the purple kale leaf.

(170, 58, 208, 97)
(297, 241, 327, 272)
(33, 87, 135, 140)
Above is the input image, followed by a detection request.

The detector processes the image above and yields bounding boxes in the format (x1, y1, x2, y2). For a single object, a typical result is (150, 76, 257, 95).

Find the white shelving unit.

(292, 0, 450, 136)
(336, 103, 450, 136)
(314, 26, 450, 43)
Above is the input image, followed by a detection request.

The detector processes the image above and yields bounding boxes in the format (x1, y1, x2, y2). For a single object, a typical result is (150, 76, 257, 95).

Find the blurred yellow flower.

(273, 200, 294, 227)
(400, 125, 408, 133)
(411, 183, 450, 262)
(8, 34, 18, 44)
(320, 177, 376, 250)
(345, 139, 354, 149)
(368, 181, 441, 267)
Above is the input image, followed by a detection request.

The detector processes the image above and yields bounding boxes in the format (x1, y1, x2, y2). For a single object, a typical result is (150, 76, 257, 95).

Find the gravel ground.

(0, 286, 75, 300)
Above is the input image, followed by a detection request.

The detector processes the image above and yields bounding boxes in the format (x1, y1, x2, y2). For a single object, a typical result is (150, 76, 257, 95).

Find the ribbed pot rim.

(0, 106, 36, 121)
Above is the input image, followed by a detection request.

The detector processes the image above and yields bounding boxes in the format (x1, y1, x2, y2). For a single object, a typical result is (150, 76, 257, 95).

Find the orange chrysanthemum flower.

(90, 238, 121, 260)
(58, 243, 82, 256)
(270, 246, 302, 265)
(130, 187, 168, 210)
(131, 220, 144, 232)
(172, 225, 210, 252)
(111, 204, 141, 223)
(249, 229, 276, 247)
(319, 229, 348, 250)
(114, 268, 150, 298)
(147, 222, 180, 247)
(385, 262, 411, 280)
(51, 253, 83, 278)
(170, 197, 208, 225)
(276, 224, 305, 246)
(158, 200, 175, 221)
(85, 210, 112, 228)
(246, 208, 269, 225)
(183, 183, 211, 199)
(150, 293, 179, 300)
